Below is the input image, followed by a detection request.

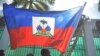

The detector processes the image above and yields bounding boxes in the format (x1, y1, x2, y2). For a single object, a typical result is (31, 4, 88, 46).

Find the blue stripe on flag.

(3, 4, 82, 29)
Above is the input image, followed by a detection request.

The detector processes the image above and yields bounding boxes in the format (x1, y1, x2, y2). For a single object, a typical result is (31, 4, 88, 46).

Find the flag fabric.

(3, 4, 84, 53)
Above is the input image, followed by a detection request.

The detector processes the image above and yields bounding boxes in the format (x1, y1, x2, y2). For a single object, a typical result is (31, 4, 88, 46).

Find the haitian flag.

(3, 4, 85, 53)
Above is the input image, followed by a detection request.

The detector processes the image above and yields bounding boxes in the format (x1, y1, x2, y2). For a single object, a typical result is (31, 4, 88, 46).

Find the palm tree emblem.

(40, 19, 47, 33)
(35, 19, 52, 37)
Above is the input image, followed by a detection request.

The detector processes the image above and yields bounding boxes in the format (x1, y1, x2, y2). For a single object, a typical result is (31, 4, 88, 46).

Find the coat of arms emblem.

(32, 17, 55, 37)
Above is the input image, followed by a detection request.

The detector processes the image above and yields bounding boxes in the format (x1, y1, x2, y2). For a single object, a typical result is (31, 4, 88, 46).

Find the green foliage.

(12, 0, 55, 11)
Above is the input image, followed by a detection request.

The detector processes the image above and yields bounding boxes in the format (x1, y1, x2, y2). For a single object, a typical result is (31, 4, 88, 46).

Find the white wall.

(0, 27, 9, 50)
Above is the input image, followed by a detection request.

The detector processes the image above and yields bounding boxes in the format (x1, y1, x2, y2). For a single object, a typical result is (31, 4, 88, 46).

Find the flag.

(3, 3, 85, 53)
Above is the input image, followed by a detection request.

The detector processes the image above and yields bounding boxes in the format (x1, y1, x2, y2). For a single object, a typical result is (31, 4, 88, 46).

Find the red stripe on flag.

(8, 26, 74, 52)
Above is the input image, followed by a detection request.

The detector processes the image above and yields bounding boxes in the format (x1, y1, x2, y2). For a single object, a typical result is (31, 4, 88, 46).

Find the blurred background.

(0, 0, 100, 56)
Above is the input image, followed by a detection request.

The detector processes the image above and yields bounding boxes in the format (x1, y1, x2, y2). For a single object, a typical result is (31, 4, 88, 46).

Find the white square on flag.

(32, 17, 55, 37)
